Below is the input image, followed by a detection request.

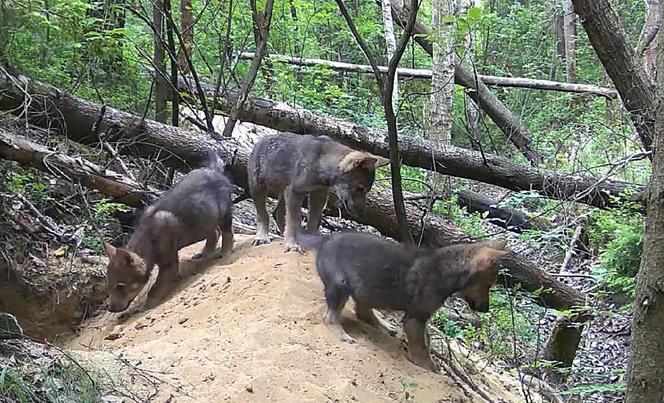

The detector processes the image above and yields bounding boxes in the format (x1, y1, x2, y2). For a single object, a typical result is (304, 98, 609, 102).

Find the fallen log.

(238, 52, 618, 99)
(0, 127, 154, 207)
(173, 75, 646, 210)
(455, 189, 547, 231)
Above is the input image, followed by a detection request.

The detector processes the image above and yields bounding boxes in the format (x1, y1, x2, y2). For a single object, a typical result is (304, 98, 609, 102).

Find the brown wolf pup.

(248, 133, 389, 253)
(104, 151, 234, 312)
(299, 232, 508, 372)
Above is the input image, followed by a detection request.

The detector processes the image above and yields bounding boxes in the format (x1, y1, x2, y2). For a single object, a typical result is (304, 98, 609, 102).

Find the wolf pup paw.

(283, 242, 305, 254)
(341, 332, 357, 344)
(251, 237, 271, 246)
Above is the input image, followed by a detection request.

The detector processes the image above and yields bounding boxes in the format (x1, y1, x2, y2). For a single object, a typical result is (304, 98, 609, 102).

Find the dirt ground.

(67, 235, 539, 402)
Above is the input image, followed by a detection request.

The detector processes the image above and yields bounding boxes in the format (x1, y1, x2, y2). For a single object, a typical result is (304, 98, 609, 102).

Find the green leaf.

(441, 15, 455, 24)
(468, 6, 482, 19)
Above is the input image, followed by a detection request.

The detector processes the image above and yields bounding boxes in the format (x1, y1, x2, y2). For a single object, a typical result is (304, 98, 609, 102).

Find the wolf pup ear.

(471, 246, 509, 271)
(104, 242, 117, 259)
(372, 155, 390, 169)
(339, 151, 390, 173)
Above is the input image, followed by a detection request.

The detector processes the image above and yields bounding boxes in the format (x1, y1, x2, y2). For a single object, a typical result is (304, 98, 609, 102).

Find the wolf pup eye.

(115, 283, 127, 291)
(356, 185, 367, 193)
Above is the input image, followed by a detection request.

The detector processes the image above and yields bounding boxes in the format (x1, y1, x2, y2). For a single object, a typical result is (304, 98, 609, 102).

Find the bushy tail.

(205, 149, 227, 173)
(297, 233, 332, 251)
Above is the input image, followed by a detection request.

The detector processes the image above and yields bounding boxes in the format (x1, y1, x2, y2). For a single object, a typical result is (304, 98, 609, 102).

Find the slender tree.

(625, 3, 664, 399)
(427, 0, 456, 198)
(153, 0, 168, 123)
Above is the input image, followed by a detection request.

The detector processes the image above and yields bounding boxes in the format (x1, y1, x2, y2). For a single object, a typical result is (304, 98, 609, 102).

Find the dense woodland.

(0, 0, 663, 402)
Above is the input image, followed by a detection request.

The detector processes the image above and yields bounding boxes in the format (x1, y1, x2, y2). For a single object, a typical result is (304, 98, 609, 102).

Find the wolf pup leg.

(354, 301, 397, 336)
(404, 316, 439, 372)
(251, 187, 272, 246)
(322, 284, 356, 344)
(283, 187, 307, 253)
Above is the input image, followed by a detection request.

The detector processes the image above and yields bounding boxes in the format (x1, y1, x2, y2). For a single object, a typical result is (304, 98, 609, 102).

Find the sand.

(68, 235, 537, 403)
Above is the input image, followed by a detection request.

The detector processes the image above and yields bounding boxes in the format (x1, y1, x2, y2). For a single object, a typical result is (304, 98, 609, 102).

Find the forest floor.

(65, 235, 540, 402)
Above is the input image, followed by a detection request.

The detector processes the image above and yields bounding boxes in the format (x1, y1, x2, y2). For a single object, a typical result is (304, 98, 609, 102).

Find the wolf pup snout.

(309, 232, 507, 372)
(248, 133, 388, 253)
(105, 150, 234, 313)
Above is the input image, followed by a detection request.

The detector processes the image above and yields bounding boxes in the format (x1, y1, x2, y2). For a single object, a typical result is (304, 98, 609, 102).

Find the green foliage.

(560, 382, 626, 396)
(589, 208, 644, 298)
(0, 363, 100, 403)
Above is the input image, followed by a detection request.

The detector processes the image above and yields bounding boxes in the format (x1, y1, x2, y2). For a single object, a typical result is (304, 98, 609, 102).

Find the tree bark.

(178, 0, 194, 74)
(563, 0, 577, 83)
(388, 0, 544, 166)
(427, 0, 456, 198)
(153, 0, 168, 123)
(639, 0, 661, 79)
(237, 52, 618, 98)
(625, 3, 664, 398)
(221, 0, 275, 138)
(572, 0, 656, 152)
(542, 316, 585, 383)
(380, 0, 399, 111)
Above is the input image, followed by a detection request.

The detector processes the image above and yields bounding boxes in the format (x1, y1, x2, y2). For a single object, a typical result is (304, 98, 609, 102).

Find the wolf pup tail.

(205, 149, 227, 172)
(296, 233, 332, 251)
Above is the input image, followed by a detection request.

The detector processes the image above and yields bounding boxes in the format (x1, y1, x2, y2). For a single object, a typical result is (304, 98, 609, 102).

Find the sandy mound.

(68, 235, 538, 402)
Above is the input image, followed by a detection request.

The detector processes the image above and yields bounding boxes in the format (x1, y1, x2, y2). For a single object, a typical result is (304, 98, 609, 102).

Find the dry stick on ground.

(237, 52, 619, 98)
(387, 0, 544, 166)
(220, 0, 275, 138)
(571, 0, 656, 154)
(334, 0, 421, 243)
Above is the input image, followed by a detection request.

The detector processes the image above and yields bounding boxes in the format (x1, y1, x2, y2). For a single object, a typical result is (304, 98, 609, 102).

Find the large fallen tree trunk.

(0, 128, 154, 207)
(572, 0, 656, 152)
(238, 52, 619, 99)
(0, 77, 589, 372)
(387, 0, 543, 166)
(179, 78, 645, 210)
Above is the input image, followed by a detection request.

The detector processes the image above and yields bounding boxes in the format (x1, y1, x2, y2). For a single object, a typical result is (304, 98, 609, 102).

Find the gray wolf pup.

(104, 151, 234, 312)
(300, 232, 507, 372)
(248, 133, 389, 252)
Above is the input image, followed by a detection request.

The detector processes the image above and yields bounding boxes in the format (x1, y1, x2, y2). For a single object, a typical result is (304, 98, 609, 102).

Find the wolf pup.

(104, 151, 234, 312)
(248, 133, 389, 253)
(300, 232, 507, 372)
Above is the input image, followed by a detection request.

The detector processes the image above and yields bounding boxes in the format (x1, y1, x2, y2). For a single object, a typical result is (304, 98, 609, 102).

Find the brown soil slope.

(69, 235, 539, 402)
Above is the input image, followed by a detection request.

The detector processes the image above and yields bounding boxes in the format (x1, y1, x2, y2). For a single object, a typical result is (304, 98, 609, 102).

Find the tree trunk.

(164, 0, 179, 126)
(572, 0, 656, 152)
(0, 67, 587, 318)
(460, 0, 482, 147)
(625, 4, 664, 399)
(380, 0, 399, 111)
(427, 0, 456, 198)
(221, 0, 275, 138)
(388, 0, 544, 166)
(563, 0, 577, 83)
(237, 52, 618, 97)
(153, 0, 168, 123)
(639, 0, 661, 79)
(178, 0, 193, 74)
